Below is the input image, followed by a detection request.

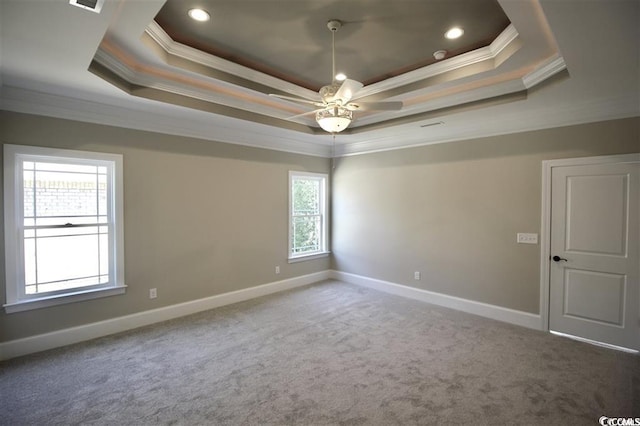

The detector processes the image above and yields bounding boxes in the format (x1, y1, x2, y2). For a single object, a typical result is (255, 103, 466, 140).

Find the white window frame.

(288, 171, 329, 262)
(3, 144, 126, 313)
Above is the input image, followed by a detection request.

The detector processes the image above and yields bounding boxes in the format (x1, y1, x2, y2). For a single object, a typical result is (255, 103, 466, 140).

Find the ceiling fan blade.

(346, 101, 403, 111)
(288, 109, 321, 120)
(333, 79, 363, 104)
(269, 94, 324, 108)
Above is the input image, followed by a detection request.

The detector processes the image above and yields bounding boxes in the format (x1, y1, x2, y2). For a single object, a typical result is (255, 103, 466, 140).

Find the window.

(288, 171, 329, 261)
(3, 145, 125, 313)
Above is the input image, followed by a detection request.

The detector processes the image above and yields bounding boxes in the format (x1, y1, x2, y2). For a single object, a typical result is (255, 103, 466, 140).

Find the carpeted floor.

(1, 280, 639, 425)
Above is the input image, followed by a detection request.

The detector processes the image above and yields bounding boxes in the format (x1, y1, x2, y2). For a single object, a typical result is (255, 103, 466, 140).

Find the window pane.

(23, 168, 35, 218)
(292, 215, 321, 254)
(24, 238, 36, 286)
(34, 169, 99, 218)
(36, 234, 101, 286)
(292, 179, 320, 215)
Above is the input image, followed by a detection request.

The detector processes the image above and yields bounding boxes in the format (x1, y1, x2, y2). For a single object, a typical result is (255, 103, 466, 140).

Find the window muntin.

(4, 145, 125, 312)
(289, 171, 328, 259)
(22, 160, 110, 296)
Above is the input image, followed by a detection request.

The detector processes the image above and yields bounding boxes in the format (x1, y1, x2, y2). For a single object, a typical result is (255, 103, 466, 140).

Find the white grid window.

(4, 145, 125, 313)
(288, 171, 329, 260)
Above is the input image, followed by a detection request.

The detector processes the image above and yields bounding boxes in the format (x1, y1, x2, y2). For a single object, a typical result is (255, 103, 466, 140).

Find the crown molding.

(94, 30, 541, 135)
(145, 20, 522, 106)
(0, 86, 331, 157)
(93, 47, 307, 122)
(93, 48, 139, 83)
(353, 78, 527, 128)
(145, 21, 319, 101)
(95, 18, 566, 139)
(334, 95, 640, 157)
(355, 24, 520, 99)
(3, 85, 635, 159)
(523, 55, 566, 88)
(490, 23, 520, 56)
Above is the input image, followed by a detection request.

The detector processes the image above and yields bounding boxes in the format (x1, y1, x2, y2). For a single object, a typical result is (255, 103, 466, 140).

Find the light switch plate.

(517, 233, 538, 244)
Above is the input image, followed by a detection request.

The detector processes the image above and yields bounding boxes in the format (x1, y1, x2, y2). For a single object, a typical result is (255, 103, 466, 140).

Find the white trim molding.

(523, 55, 567, 89)
(354, 24, 519, 98)
(0, 86, 332, 158)
(144, 20, 319, 101)
(4, 286, 127, 314)
(3, 144, 126, 313)
(0, 271, 330, 361)
(332, 270, 542, 330)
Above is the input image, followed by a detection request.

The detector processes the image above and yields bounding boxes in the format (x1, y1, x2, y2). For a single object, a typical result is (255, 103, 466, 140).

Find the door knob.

(552, 255, 568, 262)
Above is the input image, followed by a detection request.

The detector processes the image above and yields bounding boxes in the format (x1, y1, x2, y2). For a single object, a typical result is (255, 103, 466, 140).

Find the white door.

(549, 157, 639, 351)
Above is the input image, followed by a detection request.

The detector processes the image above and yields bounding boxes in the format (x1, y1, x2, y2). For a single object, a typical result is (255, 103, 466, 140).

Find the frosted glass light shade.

(316, 107, 353, 133)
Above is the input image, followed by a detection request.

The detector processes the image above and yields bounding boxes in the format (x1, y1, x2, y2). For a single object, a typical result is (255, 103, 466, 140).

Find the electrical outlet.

(517, 233, 538, 244)
(275, 266, 280, 274)
(149, 288, 157, 299)
(414, 271, 421, 280)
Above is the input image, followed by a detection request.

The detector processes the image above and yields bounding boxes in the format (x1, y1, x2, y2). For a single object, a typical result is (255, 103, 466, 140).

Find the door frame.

(539, 153, 640, 332)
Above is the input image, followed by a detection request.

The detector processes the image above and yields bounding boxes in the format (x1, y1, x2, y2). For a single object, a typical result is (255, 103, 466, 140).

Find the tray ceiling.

(90, 0, 563, 137)
(1, 0, 638, 157)
(154, 0, 510, 90)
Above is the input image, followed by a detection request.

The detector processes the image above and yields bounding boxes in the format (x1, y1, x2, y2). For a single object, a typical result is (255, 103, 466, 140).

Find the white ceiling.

(0, 0, 638, 157)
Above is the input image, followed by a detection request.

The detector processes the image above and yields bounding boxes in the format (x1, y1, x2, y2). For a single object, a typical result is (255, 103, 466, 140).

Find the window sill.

(3, 285, 127, 314)
(288, 252, 330, 263)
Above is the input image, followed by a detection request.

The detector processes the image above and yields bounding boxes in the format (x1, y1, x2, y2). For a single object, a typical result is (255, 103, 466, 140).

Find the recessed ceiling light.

(445, 27, 464, 39)
(188, 8, 210, 22)
(335, 73, 347, 81)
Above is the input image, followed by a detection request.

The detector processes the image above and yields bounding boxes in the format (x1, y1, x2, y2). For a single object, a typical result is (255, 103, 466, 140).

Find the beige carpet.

(1, 280, 638, 425)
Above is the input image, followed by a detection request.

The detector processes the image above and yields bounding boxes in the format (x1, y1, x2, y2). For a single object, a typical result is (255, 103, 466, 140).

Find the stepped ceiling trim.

(2, 0, 637, 157)
(92, 19, 564, 137)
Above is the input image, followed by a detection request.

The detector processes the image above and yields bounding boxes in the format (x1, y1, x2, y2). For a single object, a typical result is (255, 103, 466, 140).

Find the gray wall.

(0, 111, 330, 342)
(1, 111, 638, 343)
(331, 117, 640, 314)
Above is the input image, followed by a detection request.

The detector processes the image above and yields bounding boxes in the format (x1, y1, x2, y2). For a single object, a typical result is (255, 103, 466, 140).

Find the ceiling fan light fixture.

(188, 8, 210, 22)
(316, 107, 352, 133)
(270, 18, 401, 134)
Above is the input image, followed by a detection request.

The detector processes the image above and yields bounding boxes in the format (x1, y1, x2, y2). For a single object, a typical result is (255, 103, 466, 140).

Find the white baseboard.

(0, 271, 330, 361)
(0, 270, 543, 360)
(331, 270, 542, 331)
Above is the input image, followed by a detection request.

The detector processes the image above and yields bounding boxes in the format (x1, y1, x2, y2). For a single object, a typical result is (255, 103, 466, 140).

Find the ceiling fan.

(269, 20, 403, 133)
